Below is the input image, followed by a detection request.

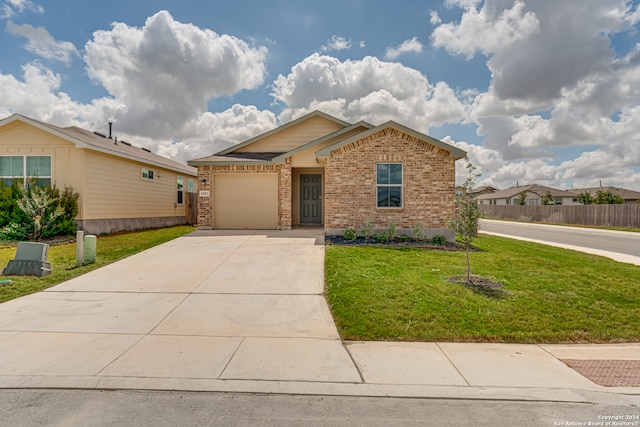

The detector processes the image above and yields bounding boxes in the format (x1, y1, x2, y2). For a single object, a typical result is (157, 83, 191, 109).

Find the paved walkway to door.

(0, 229, 637, 406)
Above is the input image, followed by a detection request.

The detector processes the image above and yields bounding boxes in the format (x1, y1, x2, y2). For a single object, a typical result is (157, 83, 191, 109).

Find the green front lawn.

(0, 225, 196, 303)
(325, 235, 640, 343)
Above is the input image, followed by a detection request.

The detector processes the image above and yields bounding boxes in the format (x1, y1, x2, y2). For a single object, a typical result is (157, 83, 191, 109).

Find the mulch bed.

(325, 235, 464, 250)
(562, 359, 640, 387)
(447, 275, 508, 298)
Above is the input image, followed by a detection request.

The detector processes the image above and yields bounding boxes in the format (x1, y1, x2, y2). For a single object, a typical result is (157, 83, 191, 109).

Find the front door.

(300, 174, 322, 224)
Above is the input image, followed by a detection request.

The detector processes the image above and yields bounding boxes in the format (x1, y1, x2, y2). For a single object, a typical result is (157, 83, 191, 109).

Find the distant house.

(476, 184, 579, 206)
(571, 186, 640, 204)
(188, 110, 466, 237)
(0, 114, 197, 234)
(455, 185, 498, 198)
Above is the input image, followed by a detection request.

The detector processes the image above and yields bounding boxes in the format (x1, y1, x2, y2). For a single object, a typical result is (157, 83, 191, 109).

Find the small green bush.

(343, 228, 357, 241)
(431, 235, 447, 246)
(361, 221, 375, 240)
(386, 221, 397, 241)
(412, 222, 425, 241)
(375, 231, 389, 244)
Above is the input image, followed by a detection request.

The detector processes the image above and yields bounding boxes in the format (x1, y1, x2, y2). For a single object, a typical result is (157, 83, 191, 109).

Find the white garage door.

(214, 174, 278, 229)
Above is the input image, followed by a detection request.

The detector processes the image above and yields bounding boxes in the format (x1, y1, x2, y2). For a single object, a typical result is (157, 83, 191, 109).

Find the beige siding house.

(476, 184, 580, 206)
(188, 111, 466, 239)
(0, 114, 197, 234)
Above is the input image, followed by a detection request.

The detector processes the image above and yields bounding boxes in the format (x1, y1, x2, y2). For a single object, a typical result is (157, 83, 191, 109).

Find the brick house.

(188, 111, 466, 239)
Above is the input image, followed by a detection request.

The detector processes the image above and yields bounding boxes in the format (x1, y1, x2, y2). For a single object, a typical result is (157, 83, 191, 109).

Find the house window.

(554, 198, 563, 205)
(177, 176, 184, 204)
(141, 168, 154, 180)
(187, 177, 195, 193)
(0, 155, 51, 186)
(529, 199, 538, 206)
(376, 163, 402, 208)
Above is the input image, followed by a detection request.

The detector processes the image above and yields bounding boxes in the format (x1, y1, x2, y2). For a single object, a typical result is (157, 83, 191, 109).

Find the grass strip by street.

(0, 225, 196, 304)
(325, 234, 640, 344)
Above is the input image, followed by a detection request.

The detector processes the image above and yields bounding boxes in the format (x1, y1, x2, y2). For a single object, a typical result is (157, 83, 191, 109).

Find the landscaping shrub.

(0, 180, 21, 228)
(343, 228, 357, 241)
(431, 235, 447, 246)
(0, 183, 79, 241)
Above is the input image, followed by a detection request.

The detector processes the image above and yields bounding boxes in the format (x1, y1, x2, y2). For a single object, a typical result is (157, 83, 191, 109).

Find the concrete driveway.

(0, 229, 361, 386)
(0, 229, 637, 404)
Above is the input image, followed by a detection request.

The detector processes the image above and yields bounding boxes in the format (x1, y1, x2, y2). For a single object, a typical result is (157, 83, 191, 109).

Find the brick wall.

(195, 163, 292, 229)
(324, 128, 457, 230)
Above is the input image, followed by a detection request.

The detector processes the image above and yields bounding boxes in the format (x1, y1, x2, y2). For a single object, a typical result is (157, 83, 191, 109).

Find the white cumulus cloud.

(433, 0, 640, 190)
(0, 0, 42, 19)
(272, 53, 465, 132)
(384, 37, 424, 60)
(321, 35, 352, 52)
(83, 10, 268, 139)
(432, 0, 539, 59)
(6, 21, 78, 63)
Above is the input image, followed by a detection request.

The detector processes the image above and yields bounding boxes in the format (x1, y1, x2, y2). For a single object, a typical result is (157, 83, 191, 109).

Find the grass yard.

(0, 225, 196, 304)
(325, 235, 640, 343)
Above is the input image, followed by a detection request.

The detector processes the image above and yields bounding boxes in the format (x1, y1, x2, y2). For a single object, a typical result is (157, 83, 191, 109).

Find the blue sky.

(1, 0, 639, 190)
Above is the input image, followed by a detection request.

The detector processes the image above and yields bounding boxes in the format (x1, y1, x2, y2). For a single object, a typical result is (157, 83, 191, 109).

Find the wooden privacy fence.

(185, 192, 198, 225)
(479, 204, 640, 228)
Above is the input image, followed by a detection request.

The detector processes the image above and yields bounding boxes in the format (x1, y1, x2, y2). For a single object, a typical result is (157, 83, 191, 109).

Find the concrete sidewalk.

(0, 229, 638, 407)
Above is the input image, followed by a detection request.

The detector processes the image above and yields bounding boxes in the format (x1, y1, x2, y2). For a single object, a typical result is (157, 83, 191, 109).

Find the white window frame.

(0, 155, 52, 187)
(376, 163, 403, 209)
(177, 175, 184, 205)
(141, 167, 155, 181)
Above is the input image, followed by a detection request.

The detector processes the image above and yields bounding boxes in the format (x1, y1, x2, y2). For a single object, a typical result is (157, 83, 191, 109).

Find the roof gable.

(216, 110, 350, 155)
(315, 121, 467, 159)
(0, 114, 196, 176)
(271, 121, 374, 163)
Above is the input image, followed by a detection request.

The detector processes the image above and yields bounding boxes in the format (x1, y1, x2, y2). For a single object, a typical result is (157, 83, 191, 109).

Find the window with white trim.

(141, 167, 154, 180)
(376, 163, 403, 208)
(177, 176, 184, 204)
(0, 155, 51, 187)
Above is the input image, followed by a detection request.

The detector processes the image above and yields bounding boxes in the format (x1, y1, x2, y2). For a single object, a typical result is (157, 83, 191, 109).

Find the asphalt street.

(479, 219, 640, 258)
(1, 390, 638, 427)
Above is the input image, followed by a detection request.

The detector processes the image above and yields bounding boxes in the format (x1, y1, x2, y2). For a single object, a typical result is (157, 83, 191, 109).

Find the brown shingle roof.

(476, 184, 575, 200)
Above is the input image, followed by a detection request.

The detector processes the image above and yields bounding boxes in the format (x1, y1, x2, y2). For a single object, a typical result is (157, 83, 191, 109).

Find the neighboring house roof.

(572, 186, 640, 202)
(0, 114, 196, 176)
(189, 111, 466, 166)
(476, 184, 575, 200)
(472, 186, 498, 195)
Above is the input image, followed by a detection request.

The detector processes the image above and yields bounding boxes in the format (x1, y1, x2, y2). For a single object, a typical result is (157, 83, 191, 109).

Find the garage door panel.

(214, 174, 278, 229)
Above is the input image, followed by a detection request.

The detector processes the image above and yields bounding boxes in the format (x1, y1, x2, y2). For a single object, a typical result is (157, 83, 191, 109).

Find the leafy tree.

(594, 190, 623, 204)
(448, 160, 486, 285)
(577, 191, 593, 205)
(517, 190, 528, 205)
(541, 191, 554, 206)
